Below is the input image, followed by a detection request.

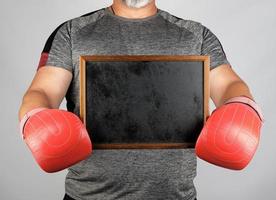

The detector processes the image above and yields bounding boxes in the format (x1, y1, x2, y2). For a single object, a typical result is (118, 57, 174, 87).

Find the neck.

(110, 0, 157, 19)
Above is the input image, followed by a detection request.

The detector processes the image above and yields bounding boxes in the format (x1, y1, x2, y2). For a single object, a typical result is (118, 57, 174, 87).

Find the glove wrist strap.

(224, 96, 264, 122)
(19, 107, 47, 140)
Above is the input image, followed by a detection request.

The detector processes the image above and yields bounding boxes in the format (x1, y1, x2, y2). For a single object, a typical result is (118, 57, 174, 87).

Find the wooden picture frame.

(80, 55, 210, 149)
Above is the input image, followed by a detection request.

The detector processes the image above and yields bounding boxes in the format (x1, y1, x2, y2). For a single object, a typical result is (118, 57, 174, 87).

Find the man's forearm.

(217, 80, 254, 107)
(18, 89, 52, 120)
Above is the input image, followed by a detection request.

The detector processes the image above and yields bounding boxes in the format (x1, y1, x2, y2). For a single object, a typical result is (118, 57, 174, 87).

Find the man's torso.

(48, 7, 208, 200)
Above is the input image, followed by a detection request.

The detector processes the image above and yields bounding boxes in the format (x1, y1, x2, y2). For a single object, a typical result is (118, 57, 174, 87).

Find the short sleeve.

(37, 21, 73, 72)
(201, 26, 231, 70)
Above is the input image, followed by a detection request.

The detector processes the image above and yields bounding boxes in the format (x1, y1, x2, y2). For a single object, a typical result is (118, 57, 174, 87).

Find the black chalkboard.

(80, 55, 210, 149)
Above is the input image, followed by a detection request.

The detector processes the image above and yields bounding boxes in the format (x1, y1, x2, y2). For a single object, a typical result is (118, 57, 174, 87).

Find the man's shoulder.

(72, 8, 106, 22)
(68, 8, 106, 29)
(54, 7, 106, 34)
(159, 9, 204, 38)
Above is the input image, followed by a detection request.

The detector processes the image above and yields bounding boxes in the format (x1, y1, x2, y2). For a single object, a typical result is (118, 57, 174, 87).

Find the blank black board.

(80, 55, 210, 149)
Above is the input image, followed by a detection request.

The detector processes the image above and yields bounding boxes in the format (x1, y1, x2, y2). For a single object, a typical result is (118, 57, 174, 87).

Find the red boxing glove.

(20, 108, 92, 173)
(195, 96, 264, 170)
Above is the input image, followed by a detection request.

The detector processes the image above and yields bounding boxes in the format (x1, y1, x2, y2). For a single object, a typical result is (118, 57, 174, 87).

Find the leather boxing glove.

(19, 108, 92, 173)
(195, 96, 264, 170)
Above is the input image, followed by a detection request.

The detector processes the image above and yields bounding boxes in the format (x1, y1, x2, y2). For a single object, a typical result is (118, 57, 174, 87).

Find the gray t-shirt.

(38, 6, 230, 200)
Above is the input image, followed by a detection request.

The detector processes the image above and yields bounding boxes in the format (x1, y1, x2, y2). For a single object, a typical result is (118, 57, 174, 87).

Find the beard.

(122, 0, 152, 8)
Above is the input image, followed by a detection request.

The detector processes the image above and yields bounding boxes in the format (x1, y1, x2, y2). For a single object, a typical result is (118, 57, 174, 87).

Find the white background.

(1, 0, 275, 199)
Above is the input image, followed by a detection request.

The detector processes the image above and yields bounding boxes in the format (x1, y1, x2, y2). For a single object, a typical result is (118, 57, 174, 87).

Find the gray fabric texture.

(40, 6, 230, 200)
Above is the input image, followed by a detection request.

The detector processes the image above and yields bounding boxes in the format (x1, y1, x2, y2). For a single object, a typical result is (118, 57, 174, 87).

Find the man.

(18, 0, 263, 199)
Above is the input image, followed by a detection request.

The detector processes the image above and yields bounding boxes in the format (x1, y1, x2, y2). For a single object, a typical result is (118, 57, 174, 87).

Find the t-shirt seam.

(66, 9, 106, 72)
(42, 61, 73, 75)
(158, 13, 203, 46)
(69, 9, 106, 36)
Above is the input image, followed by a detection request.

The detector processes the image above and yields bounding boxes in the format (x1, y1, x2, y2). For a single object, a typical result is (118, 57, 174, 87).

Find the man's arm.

(195, 63, 263, 170)
(18, 66, 92, 173)
(209, 63, 253, 107)
(18, 66, 72, 120)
